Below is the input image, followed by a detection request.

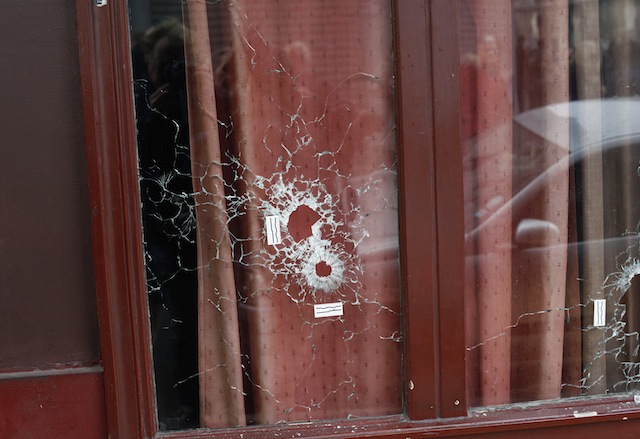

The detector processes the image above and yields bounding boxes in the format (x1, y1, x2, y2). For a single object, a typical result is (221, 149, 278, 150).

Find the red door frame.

(76, 0, 156, 436)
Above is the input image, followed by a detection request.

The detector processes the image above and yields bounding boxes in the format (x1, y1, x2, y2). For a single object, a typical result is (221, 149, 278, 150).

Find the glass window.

(80, 0, 640, 436)
(129, 0, 401, 430)
(460, 0, 640, 407)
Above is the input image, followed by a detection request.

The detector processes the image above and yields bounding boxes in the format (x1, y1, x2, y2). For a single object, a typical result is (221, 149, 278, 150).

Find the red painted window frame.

(76, 0, 640, 437)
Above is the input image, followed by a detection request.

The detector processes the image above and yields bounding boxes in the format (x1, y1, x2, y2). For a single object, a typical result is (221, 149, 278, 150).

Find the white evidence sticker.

(593, 299, 606, 327)
(265, 215, 282, 245)
(314, 302, 344, 318)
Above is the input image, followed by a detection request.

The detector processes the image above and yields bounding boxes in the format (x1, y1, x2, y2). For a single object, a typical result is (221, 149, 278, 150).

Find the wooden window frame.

(76, 0, 640, 437)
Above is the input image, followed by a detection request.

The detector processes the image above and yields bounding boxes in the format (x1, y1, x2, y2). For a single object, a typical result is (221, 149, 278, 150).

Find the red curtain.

(183, 0, 401, 427)
(461, 0, 579, 406)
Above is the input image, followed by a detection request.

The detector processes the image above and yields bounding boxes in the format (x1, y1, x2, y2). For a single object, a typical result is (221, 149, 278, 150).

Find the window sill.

(160, 396, 640, 439)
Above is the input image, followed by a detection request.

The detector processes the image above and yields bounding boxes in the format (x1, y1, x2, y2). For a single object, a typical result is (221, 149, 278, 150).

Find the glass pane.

(461, 0, 640, 408)
(129, 0, 402, 430)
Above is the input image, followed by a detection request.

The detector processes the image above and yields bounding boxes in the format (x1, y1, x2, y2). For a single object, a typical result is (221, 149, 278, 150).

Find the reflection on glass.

(461, 0, 640, 407)
(129, 0, 401, 431)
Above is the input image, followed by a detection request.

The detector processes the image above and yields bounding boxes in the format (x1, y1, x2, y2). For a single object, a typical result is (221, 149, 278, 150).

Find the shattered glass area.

(254, 177, 364, 298)
(130, 0, 401, 430)
(588, 238, 640, 393)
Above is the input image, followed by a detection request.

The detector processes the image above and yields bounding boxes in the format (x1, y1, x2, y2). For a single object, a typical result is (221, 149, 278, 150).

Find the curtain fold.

(461, 0, 516, 406)
(572, 0, 606, 395)
(510, 0, 571, 402)
(472, 0, 514, 406)
(463, 0, 574, 406)
(182, 1, 246, 427)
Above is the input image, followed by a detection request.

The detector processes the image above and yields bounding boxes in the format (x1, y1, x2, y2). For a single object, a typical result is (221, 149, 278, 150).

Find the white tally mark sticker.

(593, 299, 606, 327)
(314, 302, 344, 318)
(265, 215, 282, 245)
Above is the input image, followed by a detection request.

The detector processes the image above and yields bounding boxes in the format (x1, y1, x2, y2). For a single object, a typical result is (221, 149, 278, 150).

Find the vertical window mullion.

(394, 0, 440, 421)
(430, 0, 468, 418)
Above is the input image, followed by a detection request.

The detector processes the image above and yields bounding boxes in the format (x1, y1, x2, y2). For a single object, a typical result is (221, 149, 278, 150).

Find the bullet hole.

(315, 261, 332, 277)
(288, 204, 321, 242)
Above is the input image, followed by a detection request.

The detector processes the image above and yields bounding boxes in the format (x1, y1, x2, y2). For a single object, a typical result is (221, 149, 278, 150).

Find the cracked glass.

(461, 0, 640, 408)
(129, 0, 401, 431)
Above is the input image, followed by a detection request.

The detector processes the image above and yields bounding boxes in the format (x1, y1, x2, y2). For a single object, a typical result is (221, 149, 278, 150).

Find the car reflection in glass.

(467, 98, 640, 260)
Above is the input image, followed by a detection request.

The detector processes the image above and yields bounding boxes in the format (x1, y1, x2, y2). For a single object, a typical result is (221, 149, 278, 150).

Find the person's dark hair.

(142, 17, 184, 56)
(142, 18, 185, 87)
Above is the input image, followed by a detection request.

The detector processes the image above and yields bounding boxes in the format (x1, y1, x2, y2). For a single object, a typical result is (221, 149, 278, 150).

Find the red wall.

(0, 1, 106, 438)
